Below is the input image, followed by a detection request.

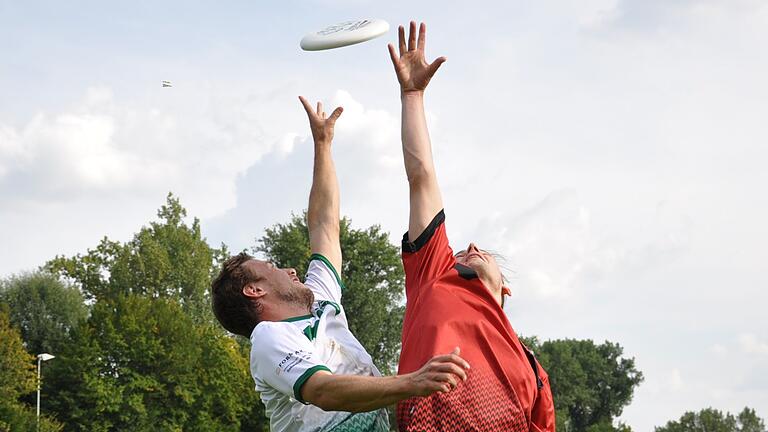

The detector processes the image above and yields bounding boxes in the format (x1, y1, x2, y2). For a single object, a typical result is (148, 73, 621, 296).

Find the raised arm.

(388, 21, 447, 242)
(302, 348, 469, 412)
(300, 96, 343, 272)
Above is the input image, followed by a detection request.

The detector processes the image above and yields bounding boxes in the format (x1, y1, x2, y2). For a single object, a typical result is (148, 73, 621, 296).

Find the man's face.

(454, 243, 504, 298)
(242, 259, 314, 309)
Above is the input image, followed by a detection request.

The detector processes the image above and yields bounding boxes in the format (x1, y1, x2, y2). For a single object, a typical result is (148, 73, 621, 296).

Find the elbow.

(304, 388, 343, 412)
(304, 384, 366, 413)
(407, 168, 437, 191)
(308, 398, 335, 412)
(303, 386, 326, 410)
(406, 166, 435, 187)
(301, 377, 337, 411)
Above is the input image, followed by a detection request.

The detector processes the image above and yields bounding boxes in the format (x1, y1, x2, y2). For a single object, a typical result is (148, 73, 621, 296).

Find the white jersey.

(249, 254, 390, 432)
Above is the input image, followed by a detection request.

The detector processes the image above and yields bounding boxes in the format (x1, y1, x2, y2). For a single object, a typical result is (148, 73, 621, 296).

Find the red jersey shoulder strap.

(401, 210, 454, 300)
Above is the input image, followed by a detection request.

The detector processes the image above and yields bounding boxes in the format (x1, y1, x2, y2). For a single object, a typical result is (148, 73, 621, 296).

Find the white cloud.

(0, 85, 293, 217)
(738, 334, 768, 356)
(465, 190, 692, 298)
(0, 125, 23, 177)
(667, 368, 684, 392)
(1, 93, 139, 193)
(0, 80, 308, 274)
(332, 89, 401, 162)
(204, 89, 408, 254)
(563, 0, 620, 28)
(711, 344, 727, 356)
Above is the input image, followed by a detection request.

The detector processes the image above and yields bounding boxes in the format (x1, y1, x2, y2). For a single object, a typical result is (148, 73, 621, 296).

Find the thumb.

(428, 56, 447, 77)
(452, 346, 460, 356)
(328, 106, 343, 122)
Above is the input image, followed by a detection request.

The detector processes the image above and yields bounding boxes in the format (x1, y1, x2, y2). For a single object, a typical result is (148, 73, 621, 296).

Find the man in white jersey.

(211, 96, 471, 432)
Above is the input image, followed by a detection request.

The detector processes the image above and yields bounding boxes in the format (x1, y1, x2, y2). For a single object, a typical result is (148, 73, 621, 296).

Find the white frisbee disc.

(301, 19, 389, 51)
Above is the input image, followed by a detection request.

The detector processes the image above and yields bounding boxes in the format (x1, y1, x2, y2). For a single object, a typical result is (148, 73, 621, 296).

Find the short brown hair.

(211, 252, 263, 337)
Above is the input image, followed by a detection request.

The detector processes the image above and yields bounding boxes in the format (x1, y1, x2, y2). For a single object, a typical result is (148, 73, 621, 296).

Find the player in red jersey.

(387, 21, 557, 431)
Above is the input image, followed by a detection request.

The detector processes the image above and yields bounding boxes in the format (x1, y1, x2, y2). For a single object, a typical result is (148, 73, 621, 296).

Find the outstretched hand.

(406, 347, 470, 396)
(388, 21, 446, 95)
(299, 96, 343, 145)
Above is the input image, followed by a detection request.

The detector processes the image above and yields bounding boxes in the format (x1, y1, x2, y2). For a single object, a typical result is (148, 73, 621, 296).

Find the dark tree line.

(656, 407, 765, 432)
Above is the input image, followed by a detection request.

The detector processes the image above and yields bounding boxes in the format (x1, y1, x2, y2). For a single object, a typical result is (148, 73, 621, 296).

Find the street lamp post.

(36, 353, 55, 431)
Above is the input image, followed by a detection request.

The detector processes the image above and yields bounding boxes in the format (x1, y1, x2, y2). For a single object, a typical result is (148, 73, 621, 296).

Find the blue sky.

(2, 0, 767, 429)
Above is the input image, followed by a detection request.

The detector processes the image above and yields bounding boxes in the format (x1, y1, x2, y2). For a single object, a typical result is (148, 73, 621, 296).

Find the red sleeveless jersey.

(397, 210, 556, 432)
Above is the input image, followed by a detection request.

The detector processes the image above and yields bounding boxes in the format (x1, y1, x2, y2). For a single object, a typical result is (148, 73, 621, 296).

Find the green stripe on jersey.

(317, 300, 341, 318)
(302, 320, 320, 341)
(309, 253, 346, 290)
(281, 314, 312, 323)
(293, 365, 331, 403)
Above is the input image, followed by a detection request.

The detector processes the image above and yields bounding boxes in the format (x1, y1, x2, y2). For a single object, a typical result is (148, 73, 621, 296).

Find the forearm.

(303, 348, 469, 412)
(306, 373, 412, 413)
(307, 142, 340, 238)
(401, 92, 437, 183)
(401, 92, 443, 240)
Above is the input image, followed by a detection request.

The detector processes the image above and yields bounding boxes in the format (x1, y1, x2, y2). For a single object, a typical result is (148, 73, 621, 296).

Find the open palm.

(388, 21, 446, 94)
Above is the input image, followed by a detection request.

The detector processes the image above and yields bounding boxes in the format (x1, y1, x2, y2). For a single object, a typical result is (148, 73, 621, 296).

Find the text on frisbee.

(300, 19, 390, 51)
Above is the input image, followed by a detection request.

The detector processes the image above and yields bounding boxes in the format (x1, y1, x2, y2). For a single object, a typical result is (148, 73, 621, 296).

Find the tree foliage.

(584, 419, 634, 432)
(257, 212, 405, 375)
(38, 194, 268, 431)
(0, 271, 87, 356)
(524, 337, 644, 432)
(0, 304, 36, 409)
(45, 295, 264, 431)
(46, 193, 217, 322)
(0, 304, 63, 432)
(655, 407, 766, 432)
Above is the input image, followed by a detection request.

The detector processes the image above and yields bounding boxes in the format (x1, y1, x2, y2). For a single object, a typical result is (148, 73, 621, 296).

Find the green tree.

(655, 407, 766, 432)
(42, 194, 268, 431)
(0, 271, 87, 356)
(585, 419, 633, 432)
(0, 304, 63, 432)
(45, 295, 265, 432)
(47, 193, 217, 322)
(257, 212, 405, 375)
(738, 408, 766, 432)
(524, 337, 643, 432)
(0, 303, 36, 423)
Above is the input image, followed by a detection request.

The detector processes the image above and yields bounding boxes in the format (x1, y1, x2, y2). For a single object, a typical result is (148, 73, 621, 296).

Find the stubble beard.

(277, 282, 315, 311)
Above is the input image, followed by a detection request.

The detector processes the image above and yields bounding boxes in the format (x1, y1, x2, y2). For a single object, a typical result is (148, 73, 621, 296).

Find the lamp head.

(37, 353, 55, 361)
